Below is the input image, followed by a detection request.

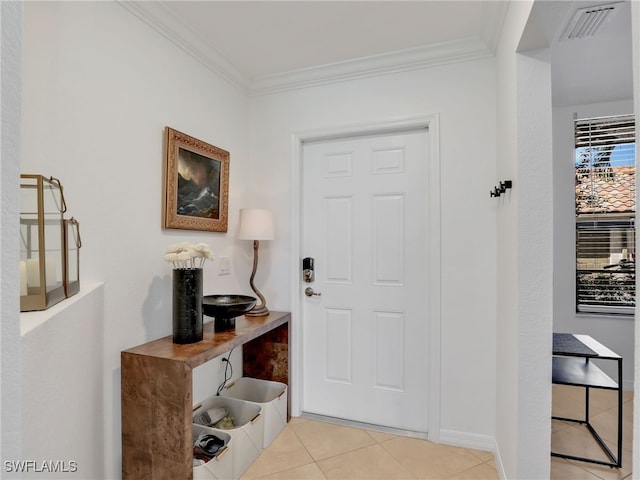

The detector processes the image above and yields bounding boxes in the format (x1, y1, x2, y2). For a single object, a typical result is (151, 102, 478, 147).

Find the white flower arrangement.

(164, 242, 214, 269)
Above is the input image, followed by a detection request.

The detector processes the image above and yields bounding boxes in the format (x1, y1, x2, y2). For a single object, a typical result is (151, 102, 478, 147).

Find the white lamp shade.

(238, 209, 275, 240)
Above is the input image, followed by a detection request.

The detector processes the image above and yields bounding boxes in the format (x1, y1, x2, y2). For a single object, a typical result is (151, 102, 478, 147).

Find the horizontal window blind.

(575, 114, 636, 314)
(576, 221, 635, 313)
(575, 116, 635, 148)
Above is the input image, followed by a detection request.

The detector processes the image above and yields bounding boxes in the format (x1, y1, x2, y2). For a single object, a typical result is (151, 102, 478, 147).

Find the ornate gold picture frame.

(163, 127, 229, 232)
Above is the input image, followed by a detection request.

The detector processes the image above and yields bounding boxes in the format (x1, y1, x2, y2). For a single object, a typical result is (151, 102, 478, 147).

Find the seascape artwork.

(176, 147, 221, 219)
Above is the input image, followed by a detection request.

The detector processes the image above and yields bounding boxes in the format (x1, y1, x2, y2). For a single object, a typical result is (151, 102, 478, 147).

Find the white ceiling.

(160, 1, 505, 80)
(124, 1, 507, 93)
(124, 1, 634, 102)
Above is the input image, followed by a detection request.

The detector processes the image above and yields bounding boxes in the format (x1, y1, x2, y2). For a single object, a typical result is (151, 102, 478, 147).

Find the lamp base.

(245, 305, 269, 317)
(246, 239, 269, 317)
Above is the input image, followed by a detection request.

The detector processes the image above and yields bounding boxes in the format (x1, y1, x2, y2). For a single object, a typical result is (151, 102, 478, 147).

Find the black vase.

(172, 268, 203, 344)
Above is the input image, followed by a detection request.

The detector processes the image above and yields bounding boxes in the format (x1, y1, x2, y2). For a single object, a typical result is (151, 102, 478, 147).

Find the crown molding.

(119, 1, 493, 98)
(482, 1, 509, 54)
(249, 37, 492, 96)
(117, 1, 251, 94)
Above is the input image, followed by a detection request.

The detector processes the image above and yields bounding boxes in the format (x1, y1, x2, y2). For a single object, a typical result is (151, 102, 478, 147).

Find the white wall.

(495, 3, 529, 476)
(18, 2, 594, 478)
(515, 47, 554, 479)
(12, 1, 640, 478)
(20, 3, 252, 478)
(21, 283, 104, 479)
(249, 58, 498, 445)
(1, 1, 23, 474)
(495, 2, 555, 479)
(553, 99, 636, 389)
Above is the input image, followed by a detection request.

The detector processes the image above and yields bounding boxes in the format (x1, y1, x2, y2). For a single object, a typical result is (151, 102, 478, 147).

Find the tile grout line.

(291, 422, 421, 479)
(287, 423, 329, 479)
(288, 420, 499, 480)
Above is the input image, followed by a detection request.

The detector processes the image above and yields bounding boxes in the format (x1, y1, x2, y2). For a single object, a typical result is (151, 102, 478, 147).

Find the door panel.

(301, 129, 429, 432)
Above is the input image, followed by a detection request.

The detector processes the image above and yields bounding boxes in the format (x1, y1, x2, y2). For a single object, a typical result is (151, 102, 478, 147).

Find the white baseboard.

(493, 441, 507, 480)
(438, 429, 495, 452)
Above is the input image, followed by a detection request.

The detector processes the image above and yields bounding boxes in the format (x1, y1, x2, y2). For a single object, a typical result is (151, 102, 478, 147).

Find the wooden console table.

(551, 333, 622, 468)
(121, 311, 290, 480)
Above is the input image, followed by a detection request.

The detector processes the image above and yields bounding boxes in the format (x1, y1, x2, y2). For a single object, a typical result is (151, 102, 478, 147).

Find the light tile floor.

(240, 417, 497, 480)
(551, 385, 634, 480)
(237, 386, 635, 480)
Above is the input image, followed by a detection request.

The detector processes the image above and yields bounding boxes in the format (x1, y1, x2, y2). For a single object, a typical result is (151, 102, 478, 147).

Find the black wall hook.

(490, 180, 513, 198)
(500, 180, 513, 193)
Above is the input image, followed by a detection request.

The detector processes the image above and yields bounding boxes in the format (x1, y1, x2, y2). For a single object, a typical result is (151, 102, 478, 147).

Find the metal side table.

(552, 333, 622, 468)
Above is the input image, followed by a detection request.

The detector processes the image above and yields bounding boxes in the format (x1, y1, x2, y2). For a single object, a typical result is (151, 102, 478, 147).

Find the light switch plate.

(218, 256, 231, 276)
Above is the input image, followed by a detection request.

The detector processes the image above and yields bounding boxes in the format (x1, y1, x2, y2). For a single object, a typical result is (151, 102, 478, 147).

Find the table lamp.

(238, 208, 274, 316)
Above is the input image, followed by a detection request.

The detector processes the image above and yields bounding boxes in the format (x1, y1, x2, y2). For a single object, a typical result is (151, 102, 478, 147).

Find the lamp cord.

(216, 348, 234, 395)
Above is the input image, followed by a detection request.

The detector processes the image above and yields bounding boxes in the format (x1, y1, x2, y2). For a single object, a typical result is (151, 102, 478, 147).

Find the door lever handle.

(304, 287, 321, 297)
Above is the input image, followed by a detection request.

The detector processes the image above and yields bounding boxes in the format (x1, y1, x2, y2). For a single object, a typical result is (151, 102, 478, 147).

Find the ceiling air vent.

(561, 2, 621, 40)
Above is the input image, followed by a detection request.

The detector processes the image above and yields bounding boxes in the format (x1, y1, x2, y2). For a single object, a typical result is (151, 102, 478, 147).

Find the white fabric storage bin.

(192, 424, 232, 480)
(193, 396, 263, 479)
(221, 377, 287, 448)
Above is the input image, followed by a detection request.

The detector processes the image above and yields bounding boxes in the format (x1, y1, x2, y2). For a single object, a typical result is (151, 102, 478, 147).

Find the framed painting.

(163, 127, 229, 232)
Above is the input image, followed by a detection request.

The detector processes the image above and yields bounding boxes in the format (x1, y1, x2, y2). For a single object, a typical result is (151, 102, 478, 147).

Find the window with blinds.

(575, 114, 636, 314)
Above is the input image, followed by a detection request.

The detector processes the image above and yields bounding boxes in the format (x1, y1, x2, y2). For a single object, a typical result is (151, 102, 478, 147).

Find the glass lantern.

(20, 175, 67, 311)
(63, 217, 81, 298)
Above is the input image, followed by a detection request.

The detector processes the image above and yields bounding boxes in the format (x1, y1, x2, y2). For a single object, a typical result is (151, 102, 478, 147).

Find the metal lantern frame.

(63, 217, 81, 298)
(20, 174, 81, 312)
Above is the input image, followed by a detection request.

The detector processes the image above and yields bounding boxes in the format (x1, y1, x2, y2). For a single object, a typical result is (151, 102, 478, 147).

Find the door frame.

(289, 114, 442, 442)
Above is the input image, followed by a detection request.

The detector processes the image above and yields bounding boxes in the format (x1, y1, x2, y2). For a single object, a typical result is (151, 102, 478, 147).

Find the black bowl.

(202, 294, 257, 320)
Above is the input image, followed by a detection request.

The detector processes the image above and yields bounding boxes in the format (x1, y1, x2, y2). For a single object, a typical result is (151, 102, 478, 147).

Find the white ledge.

(21, 281, 105, 337)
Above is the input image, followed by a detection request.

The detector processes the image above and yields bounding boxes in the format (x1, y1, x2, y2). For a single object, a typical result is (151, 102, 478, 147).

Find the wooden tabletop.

(122, 311, 290, 369)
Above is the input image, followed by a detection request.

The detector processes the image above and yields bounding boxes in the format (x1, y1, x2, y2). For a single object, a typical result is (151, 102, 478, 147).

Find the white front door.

(301, 128, 428, 432)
